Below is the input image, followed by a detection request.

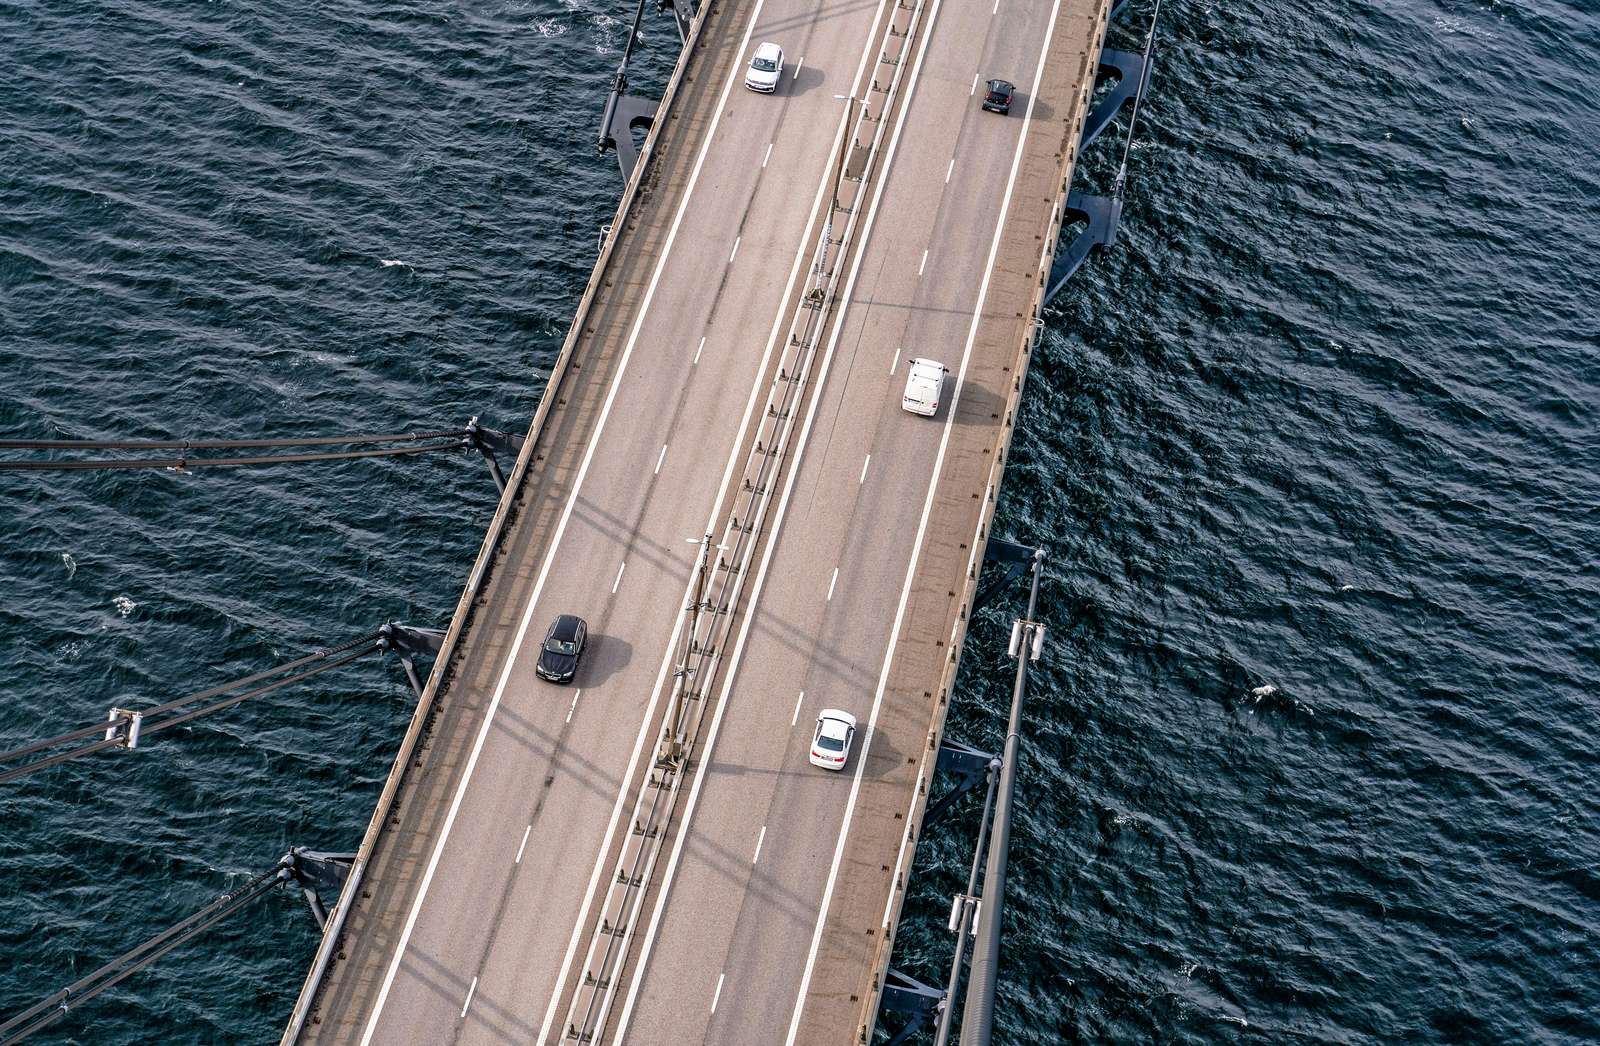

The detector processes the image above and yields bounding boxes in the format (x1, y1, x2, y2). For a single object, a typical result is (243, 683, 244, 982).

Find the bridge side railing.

(278, 3, 721, 1039)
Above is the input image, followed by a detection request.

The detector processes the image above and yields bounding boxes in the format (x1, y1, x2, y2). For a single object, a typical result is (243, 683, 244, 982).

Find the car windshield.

(816, 734, 845, 752)
(752, 57, 777, 72)
(544, 638, 577, 655)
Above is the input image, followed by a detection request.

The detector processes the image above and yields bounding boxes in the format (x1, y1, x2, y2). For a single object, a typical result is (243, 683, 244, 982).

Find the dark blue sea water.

(1, 0, 1595, 1043)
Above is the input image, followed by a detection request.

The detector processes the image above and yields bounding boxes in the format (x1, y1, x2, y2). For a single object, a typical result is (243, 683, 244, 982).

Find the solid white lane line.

(515, 824, 532, 864)
(729, 236, 741, 264)
(694, 335, 706, 364)
(971, 72, 980, 95)
(361, 0, 777, 1036)
(946, 158, 955, 183)
(793, 56, 805, 80)
(546, 7, 881, 1035)
(783, 0, 1067, 1040)
(827, 567, 839, 601)
(711, 973, 725, 1013)
(763, 142, 774, 167)
(566, 688, 582, 724)
(791, 690, 805, 726)
(752, 825, 767, 864)
(655, 444, 668, 475)
(612, 561, 626, 593)
(918, 248, 928, 275)
(859, 454, 871, 484)
(460, 977, 478, 1018)
(606, 0, 903, 1030)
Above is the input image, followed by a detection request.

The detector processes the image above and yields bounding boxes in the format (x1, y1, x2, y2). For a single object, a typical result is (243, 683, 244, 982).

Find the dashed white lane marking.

(826, 567, 839, 601)
(992, 0, 999, 12)
(793, 57, 804, 80)
(655, 444, 668, 475)
(515, 824, 532, 864)
(711, 973, 725, 1013)
(971, 72, 980, 95)
(890, 351, 900, 375)
(613, 562, 626, 594)
(946, 158, 955, 183)
(859, 454, 871, 484)
(566, 688, 582, 724)
(694, 336, 706, 364)
(752, 825, 767, 864)
(460, 976, 478, 1018)
(729, 236, 741, 264)
(763, 142, 774, 167)
(791, 690, 805, 726)
(918, 248, 928, 275)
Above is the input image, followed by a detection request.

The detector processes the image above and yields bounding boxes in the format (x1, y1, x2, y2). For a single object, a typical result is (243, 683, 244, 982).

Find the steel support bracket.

(925, 739, 998, 830)
(283, 848, 355, 930)
(377, 622, 445, 698)
(656, 0, 692, 43)
(599, 72, 659, 181)
(1080, 47, 1154, 151)
(973, 536, 1043, 616)
(880, 967, 947, 1046)
(465, 415, 526, 494)
(1044, 191, 1121, 304)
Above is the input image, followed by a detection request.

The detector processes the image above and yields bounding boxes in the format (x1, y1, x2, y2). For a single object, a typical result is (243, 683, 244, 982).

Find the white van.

(901, 358, 948, 416)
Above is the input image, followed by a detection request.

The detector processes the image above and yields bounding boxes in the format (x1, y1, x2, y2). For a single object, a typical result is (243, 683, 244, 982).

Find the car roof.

(551, 614, 584, 637)
(818, 708, 856, 728)
(909, 358, 944, 374)
(988, 79, 1013, 90)
(755, 41, 782, 57)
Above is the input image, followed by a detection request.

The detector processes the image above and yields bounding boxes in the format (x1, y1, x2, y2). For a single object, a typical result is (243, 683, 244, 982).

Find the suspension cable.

(1113, 0, 1162, 200)
(0, 862, 288, 1043)
(0, 632, 381, 785)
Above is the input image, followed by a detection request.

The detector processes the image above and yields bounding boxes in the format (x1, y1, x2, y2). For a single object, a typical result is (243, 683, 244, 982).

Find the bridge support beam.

(284, 849, 356, 930)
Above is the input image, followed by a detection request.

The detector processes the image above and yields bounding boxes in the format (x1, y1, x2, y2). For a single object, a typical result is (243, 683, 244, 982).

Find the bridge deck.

(287, 0, 1110, 1039)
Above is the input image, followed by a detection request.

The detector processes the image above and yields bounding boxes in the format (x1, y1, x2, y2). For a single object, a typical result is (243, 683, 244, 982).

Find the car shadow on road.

(577, 633, 633, 687)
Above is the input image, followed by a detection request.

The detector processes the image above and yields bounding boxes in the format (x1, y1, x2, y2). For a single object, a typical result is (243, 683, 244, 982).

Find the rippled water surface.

(2, 0, 1596, 1042)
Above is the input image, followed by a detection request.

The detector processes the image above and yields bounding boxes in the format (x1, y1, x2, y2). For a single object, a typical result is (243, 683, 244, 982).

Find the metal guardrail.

(277, 0, 722, 1038)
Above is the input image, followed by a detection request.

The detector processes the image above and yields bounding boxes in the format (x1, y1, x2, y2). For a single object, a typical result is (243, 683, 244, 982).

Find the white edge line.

(783, 0, 1065, 1038)
(605, 0, 904, 1033)
(357, 0, 773, 1038)
(460, 976, 478, 1019)
(515, 824, 532, 864)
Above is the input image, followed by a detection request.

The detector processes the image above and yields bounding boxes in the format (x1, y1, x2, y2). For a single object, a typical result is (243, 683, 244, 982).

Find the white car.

(809, 709, 858, 770)
(745, 42, 784, 93)
(901, 358, 948, 416)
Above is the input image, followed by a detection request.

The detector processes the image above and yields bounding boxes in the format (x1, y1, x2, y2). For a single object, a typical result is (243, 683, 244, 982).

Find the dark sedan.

(535, 614, 588, 683)
(980, 78, 1014, 114)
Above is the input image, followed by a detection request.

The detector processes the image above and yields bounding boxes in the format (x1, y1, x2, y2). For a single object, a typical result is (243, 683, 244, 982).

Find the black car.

(536, 614, 588, 683)
(981, 78, 1014, 114)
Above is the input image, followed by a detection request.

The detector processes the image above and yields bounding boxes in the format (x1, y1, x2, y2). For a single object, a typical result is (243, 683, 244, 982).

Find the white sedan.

(745, 41, 784, 93)
(809, 709, 858, 770)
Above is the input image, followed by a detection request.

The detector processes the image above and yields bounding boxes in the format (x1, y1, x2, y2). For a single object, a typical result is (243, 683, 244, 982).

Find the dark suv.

(981, 78, 1015, 114)
(536, 614, 588, 683)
